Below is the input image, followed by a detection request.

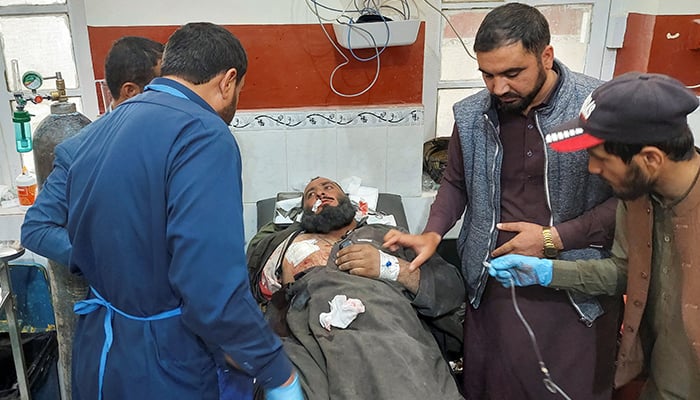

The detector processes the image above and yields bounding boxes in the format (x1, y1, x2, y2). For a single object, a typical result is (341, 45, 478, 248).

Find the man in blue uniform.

(21, 36, 163, 400)
(63, 23, 301, 399)
(22, 36, 163, 266)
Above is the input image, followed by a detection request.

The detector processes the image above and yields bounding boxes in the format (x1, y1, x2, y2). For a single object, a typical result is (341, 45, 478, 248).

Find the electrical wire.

(336, 14, 390, 61)
(307, 0, 413, 97)
(305, 0, 359, 22)
(687, 83, 700, 89)
(310, 0, 382, 97)
(420, 0, 476, 61)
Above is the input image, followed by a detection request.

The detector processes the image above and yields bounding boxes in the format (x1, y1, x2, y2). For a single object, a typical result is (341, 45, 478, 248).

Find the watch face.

(544, 247, 559, 259)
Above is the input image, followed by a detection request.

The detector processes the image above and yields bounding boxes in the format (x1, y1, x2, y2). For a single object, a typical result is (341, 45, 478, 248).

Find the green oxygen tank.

(31, 74, 91, 400)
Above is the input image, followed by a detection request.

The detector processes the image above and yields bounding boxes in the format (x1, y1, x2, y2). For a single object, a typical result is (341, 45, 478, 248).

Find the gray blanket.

(283, 266, 462, 400)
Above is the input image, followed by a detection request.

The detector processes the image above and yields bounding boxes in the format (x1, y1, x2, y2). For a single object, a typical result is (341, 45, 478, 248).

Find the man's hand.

(488, 254, 553, 287)
(491, 222, 560, 258)
(336, 244, 381, 278)
(383, 230, 441, 271)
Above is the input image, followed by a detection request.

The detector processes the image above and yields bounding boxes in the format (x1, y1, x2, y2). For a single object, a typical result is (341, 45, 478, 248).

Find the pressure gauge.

(22, 71, 43, 90)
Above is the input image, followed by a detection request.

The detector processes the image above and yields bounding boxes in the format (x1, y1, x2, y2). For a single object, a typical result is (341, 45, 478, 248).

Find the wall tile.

(387, 125, 423, 196)
(231, 106, 427, 243)
(233, 130, 287, 203)
(242, 202, 258, 248)
(401, 194, 434, 234)
(336, 126, 388, 190)
(401, 193, 463, 238)
(286, 129, 338, 190)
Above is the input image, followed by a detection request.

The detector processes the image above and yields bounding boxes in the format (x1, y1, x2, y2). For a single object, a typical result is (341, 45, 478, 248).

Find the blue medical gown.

(65, 78, 291, 399)
(21, 133, 81, 266)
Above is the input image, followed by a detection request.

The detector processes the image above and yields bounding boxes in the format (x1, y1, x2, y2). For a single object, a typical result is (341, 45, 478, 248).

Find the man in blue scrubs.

(22, 36, 163, 266)
(63, 23, 301, 399)
(21, 36, 163, 400)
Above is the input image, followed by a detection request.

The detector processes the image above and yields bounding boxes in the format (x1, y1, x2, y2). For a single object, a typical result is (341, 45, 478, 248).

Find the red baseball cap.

(545, 72, 699, 152)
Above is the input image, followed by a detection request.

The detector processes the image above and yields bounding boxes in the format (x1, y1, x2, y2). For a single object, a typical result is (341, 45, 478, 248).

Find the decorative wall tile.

(232, 106, 427, 242)
(232, 106, 424, 131)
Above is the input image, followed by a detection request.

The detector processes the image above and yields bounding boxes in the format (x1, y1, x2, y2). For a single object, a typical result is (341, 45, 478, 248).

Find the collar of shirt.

(650, 151, 700, 210)
(146, 77, 218, 117)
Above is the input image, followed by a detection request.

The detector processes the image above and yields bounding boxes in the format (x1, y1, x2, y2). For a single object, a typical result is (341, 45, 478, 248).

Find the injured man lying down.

(247, 177, 464, 400)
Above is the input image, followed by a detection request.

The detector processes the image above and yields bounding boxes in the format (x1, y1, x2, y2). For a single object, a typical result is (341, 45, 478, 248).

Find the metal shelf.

(1, 240, 31, 400)
(0, 283, 8, 310)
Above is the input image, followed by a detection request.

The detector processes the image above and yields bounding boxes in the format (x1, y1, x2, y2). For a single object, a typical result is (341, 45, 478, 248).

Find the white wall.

(85, 0, 349, 26)
(690, 105, 700, 145)
(230, 107, 424, 241)
(0, 0, 430, 245)
(2, 0, 699, 245)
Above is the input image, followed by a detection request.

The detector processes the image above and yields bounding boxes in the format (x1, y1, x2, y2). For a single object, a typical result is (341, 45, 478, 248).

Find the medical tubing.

(508, 276, 573, 400)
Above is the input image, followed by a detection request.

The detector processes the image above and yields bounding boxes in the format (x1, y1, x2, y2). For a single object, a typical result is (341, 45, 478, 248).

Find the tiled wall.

(231, 106, 425, 243)
(82, 23, 430, 243)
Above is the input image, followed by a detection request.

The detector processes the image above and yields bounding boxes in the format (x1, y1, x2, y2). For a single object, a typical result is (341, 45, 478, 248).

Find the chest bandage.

(285, 239, 320, 267)
(378, 250, 400, 281)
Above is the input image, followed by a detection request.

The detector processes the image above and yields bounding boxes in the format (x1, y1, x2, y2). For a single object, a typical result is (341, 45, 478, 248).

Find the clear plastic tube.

(11, 59, 22, 93)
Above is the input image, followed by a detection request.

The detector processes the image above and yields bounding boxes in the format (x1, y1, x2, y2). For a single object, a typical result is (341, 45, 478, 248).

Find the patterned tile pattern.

(232, 107, 424, 130)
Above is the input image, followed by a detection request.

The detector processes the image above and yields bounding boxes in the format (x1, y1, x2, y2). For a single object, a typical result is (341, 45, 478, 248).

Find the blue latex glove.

(488, 254, 553, 287)
(266, 373, 304, 400)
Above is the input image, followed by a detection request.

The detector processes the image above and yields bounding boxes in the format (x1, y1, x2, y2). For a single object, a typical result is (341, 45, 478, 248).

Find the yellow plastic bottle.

(15, 166, 37, 207)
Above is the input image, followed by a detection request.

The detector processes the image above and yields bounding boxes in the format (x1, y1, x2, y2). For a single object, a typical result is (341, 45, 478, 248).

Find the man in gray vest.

(490, 72, 700, 400)
(385, 3, 620, 399)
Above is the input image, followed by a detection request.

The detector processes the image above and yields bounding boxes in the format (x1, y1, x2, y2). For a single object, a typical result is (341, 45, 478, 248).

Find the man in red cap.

(489, 71, 700, 399)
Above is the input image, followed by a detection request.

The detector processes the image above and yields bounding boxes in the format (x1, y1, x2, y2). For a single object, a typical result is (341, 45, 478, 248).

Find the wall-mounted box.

(332, 19, 420, 50)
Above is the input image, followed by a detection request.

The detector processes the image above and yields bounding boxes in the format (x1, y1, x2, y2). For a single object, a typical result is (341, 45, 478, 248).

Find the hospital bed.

(255, 192, 409, 231)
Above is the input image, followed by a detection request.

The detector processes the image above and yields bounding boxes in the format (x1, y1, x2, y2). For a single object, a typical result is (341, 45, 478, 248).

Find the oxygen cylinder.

(32, 100, 91, 400)
(32, 101, 91, 188)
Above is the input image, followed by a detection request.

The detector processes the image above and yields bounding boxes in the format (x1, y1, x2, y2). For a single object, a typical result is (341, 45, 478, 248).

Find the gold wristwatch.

(542, 227, 559, 259)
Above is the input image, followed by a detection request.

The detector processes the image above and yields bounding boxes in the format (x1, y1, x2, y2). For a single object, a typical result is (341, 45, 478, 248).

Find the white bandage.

(311, 199, 322, 212)
(285, 239, 320, 267)
(378, 250, 400, 281)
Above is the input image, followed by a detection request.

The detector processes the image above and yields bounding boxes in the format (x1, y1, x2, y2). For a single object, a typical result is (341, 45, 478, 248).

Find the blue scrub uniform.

(65, 78, 292, 399)
(21, 133, 82, 266)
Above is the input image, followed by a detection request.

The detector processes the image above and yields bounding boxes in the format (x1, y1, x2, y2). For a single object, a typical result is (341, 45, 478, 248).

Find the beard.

(220, 92, 240, 125)
(494, 63, 547, 114)
(612, 162, 655, 201)
(300, 196, 356, 234)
